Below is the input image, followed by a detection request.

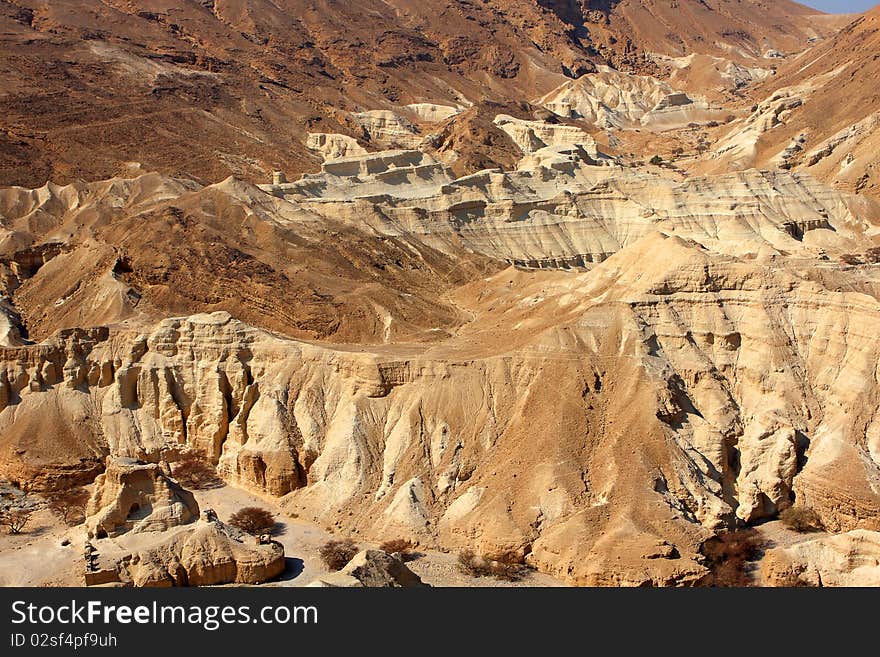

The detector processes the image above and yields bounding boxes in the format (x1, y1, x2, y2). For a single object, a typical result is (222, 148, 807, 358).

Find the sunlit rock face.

(2, 2, 880, 586)
(3, 137, 880, 584)
(85, 457, 199, 539)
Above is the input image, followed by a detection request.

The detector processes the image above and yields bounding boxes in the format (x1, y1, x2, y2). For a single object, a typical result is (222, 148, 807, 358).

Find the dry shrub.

(701, 529, 765, 587)
(0, 507, 34, 535)
(380, 538, 414, 559)
(319, 539, 359, 571)
(46, 488, 90, 526)
(171, 453, 221, 490)
(780, 506, 823, 533)
(457, 549, 528, 582)
(457, 549, 490, 577)
(228, 507, 276, 535)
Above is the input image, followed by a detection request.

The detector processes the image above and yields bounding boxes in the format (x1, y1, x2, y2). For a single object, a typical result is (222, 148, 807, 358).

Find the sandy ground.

(0, 507, 84, 586)
(754, 519, 827, 550)
(0, 483, 565, 588)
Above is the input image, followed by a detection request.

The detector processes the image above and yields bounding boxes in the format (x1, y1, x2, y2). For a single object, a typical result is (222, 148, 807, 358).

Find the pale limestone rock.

(351, 110, 422, 148)
(654, 52, 773, 93)
(272, 149, 451, 201)
(306, 133, 367, 161)
(735, 426, 801, 522)
(307, 572, 362, 587)
(4, 147, 880, 586)
(712, 63, 847, 169)
(762, 530, 880, 587)
(86, 457, 199, 538)
(802, 112, 880, 169)
(537, 67, 724, 130)
(262, 145, 879, 269)
(403, 103, 461, 123)
(378, 477, 431, 532)
(0, 297, 25, 348)
(493, 114, 600, 157)
(124, 512, 285, 587)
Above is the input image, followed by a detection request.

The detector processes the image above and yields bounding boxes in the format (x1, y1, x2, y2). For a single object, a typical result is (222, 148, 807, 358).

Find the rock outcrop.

(86, 457, 199, 538)
(265, 145, 880, 270)
(711, 7, 880, 200)
(4, 0, 880, 590)
(537, 68, 725, 131)
(404, 104, 462, 124)
(0, 298, 25, 348)
(493, 114, 601, 156)
(308, 550, 426, 588)
(762, 530, 880, 587)
(306, 133, 368, 162)
(352, 110, 423, 149)
(86, 509, 285, 587)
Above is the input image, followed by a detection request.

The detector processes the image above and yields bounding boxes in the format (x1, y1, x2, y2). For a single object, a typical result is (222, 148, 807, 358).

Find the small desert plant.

(457, 549, 528, 582)
(319, 538, 359, 571)
(46, 487, 90, 527)
(840, 253, 863, 266)
(457, 549, 491, 577)
(380, 538, 417, 561)
(0, 506, 34, 535)
(780, 506, 823, 533)
(700, 529, 765, 587)
(171, 452, 221, 490)
(228, 507, 276, 535)
(649, 154, 664, 166)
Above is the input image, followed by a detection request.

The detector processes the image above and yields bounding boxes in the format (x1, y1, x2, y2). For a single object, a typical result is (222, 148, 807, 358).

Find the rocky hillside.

(707, 5, 880, 199)
(0, 0, 839, 188)
(539, 0, 834, 65)
(4, 145, 880, 585)
(3, 1, 880, 587)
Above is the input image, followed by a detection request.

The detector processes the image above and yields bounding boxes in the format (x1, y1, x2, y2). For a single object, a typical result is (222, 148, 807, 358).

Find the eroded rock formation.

(86, 457, 199, 538)
(86, 509, 285, 587)
(762, 530, 880, 587)
(536, 68, 725, 130)
(4, 117, 880, 587)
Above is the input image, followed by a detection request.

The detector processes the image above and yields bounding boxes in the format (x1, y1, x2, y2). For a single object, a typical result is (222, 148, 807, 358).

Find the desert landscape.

(2, 0, 880, 588)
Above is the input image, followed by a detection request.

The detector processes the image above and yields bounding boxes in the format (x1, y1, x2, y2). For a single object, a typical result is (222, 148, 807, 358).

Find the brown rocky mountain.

(0, 0, 840, 188)
(539, 0, 836, 63)
(707, 5, 880, 199)
(3, 1, 880, 587)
